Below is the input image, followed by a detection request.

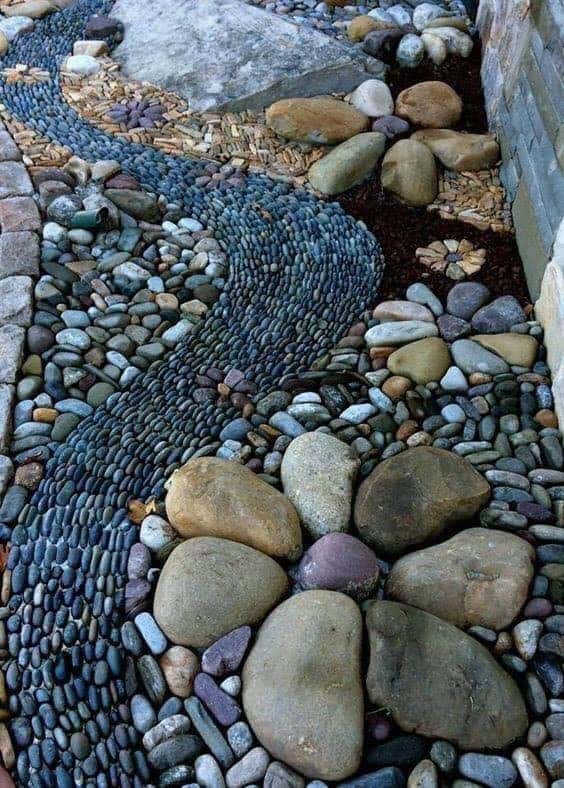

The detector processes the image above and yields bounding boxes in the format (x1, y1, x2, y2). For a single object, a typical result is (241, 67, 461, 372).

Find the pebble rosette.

(1, 0, 384, 784)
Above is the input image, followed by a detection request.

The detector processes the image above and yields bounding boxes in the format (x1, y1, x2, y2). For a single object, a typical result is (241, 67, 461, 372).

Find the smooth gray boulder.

(112, 0, 372, 112)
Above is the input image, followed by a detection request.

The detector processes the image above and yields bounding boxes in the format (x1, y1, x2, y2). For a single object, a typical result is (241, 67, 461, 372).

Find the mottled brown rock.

(154, 537, 288, 648)
(347, 15, 380, 42)
(354, 446, 490, 555)
(159, 646, 199, 698)
(387, 337, 451, 384)
(366, 601, 528, 749)
(243, 591, 363, 780)
(165, 457, 302, 561)
(381, 140, 437, 206)
(472, 333, 538, 368)
(386, 528, 535, 629)
(266, 97, 369, 145)
(395, 81, 463, 128)
(411, 129, 500, 171)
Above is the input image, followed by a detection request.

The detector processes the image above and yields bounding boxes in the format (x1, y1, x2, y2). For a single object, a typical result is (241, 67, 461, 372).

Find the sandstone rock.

(349, 80, 394, 119)
(354, 446, 490, 556)
(308, 133, 385, 195)
(154, 537, 288, 647)
(347, 16, 380, 42)
(280, 432, 359, 538)
(243, 591, 363, 780)
(472, 334, 538, 368)
(64, 54, 101, 76)
(387, 337, 451, 384)
(372, 301, 435, 323)
(386, 528, 535, 629)
(381, 140, 437, 206)
(395, 81, 463, 128)
(411, 129, 499, 171)
(159, 646, 199, 697)
(366, 601, 528, 749)
(266, 97, 368, 145)
(3, 0, 54, 18)
(296, 532, 380, 599)
(165, 457, 302, 561)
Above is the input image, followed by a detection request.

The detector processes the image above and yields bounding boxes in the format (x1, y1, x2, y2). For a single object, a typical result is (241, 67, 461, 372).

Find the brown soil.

(338, 43, 532, 307)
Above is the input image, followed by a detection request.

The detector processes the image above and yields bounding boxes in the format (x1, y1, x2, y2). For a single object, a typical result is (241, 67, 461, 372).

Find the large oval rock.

(386, 528, 535, 629)
(154, 537, 288, 647)
(366, 601, 528, 749)
(411, 129, 499, 171)
(281, 432, 360, 538)
(296, 532, 380, 599)
(395, 81, 463, 128)
(266, 97, 369, 145)
(381, 140, 437, 206)
(308, 132, 386, 195)
(242, 591, 363, 780)
(165, 457, 302, 561)
(354, 446, 490, 556)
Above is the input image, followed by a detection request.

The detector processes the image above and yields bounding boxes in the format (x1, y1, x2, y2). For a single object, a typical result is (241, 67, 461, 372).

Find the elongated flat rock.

(112, 0, 371, 111)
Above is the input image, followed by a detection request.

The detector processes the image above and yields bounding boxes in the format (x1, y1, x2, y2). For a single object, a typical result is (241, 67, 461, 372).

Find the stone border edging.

(536, 217, 564, 429)
(0, 121, 38, 462)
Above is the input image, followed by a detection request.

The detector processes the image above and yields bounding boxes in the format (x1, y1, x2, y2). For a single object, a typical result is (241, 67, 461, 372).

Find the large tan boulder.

(387, 337, 451, 384)
(381, 140, 438, 206)
(366, 601, 528, 749)
(307, 132, 385, 195)
(154, 537, 288, 647)
(243, 591, 363, 780)
(395, 81, 463, 128)
(411, 129, 500, 171)
(354, 446, 490, 556)
(165, 457, 302, 561)
(386, 528, 535, 629)
(265, 97, 369, 145)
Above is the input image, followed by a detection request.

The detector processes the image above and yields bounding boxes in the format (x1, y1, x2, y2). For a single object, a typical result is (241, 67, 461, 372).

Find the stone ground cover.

(0, 0, 562, 787)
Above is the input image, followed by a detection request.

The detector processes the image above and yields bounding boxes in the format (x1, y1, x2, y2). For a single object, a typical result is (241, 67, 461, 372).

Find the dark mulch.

(337, 43, 532, 307)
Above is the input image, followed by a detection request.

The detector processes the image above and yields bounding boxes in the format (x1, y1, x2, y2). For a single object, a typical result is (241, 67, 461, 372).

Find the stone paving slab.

(111, 0, 372, 112)
(0, 324, 25, 384)
(0, 161, 33, 199)
(0, 130, 21, 162)
(0, 196, 41, 233)
(0, 230, 39, 279)
(0, 275, 33, 326)
(0, 384, 14, 454)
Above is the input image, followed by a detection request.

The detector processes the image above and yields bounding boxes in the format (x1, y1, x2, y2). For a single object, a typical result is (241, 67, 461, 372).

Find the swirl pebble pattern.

(1, 1, 384, 785)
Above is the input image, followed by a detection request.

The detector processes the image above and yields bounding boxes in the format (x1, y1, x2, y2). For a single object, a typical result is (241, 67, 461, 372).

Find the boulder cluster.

(266, 80, 499, 199)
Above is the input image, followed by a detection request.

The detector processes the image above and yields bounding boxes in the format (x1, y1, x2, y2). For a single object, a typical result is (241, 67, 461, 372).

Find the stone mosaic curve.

(1, 1, 384, 784)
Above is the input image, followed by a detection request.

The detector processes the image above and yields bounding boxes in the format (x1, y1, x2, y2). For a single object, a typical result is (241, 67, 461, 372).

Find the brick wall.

(477, 0, 563, 298)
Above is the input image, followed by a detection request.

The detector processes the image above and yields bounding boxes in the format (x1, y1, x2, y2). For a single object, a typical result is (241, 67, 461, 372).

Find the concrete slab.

(111, 0, 372, 112)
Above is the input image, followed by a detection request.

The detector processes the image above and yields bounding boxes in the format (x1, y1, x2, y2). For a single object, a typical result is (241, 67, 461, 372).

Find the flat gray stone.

(0, 324, 25, 384)
(0, 131, 21, 161)
(0, 161, 33, 198)
(0, 230, 39, 279)
(111, 0, 372, 112)
(0, 276, 33, 326)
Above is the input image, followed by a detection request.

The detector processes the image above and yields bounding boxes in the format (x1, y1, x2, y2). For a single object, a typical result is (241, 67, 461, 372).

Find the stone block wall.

(477, 0, 564, 299)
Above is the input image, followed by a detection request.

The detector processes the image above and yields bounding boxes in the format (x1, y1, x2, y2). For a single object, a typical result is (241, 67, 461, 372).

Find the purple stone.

(125, 579, 151, 616)
(371, 115, 410, 139)
(437, 313, 471, 343)
(517, 501, 556, 524)
(296, 533, 380, 600)
(223, 368, 245, 389)
(201, 626, 252, 677)
(194, 673, 241, 726)
(127, 543, 151, 580)
(524, 598, 553, 618)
